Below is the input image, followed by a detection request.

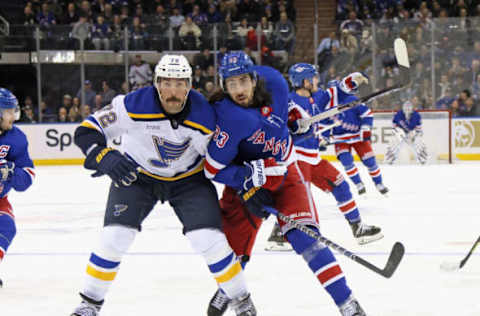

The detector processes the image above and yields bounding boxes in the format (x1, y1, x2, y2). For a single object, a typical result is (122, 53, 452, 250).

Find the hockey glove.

(340, 72, 369, 94)
(288, 108, 310, 134)
(241, 158, 287, 192)
(0, 159, 15, 182)
(360, 125, 371, 141)
(239, 187, 274, 219)
(84, 146, 139, 187)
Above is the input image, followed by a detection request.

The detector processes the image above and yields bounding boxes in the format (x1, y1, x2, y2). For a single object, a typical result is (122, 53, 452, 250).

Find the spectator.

(459, 97, 478, 117)
(92, 15, 111, 50)
(100, 81, 116, 105)
(63, 2, 78, 25)
(20, 105, 37, 123)
(76, 80, 96, 108)
(339, 11, 363, 38)
(37, 2, 57, 29)
(110, 15, 124, 52)
(68, 106, 82, 122)
(189, 4, 208, 27)
(93, 94, 104, 112)
(179, 16, 202, 50)
(103, 4, 114, 25)
(149, 5, 170, 32)
(472, 73, 480, 101)
(72, 97, 81, 109)
(121, 81, 130, 94)
(316, 31, 340, 56)
(259, 16, 274, 47)
(218, 14, 238, 49)
(206, 5, 223, 24)
(60, 94, 73, 113)
(119, 4, 131, 27)
(71, 13, 91, 46)
(235, 18, 251, 48)
(130, 16, 149, 50)
(58, 106, 68, 122)
(128, 55, 152, 90)
(169, 7, 185, 29)
(23, 5, 36, 26)
(274, 12, 295, 55)
(217, 45, 228, 63)
(39, 100, 56, 122)
(204, 81, 215, 98)
(193, 47, 214, 71)
(80, 104, 91, 120)
(192, 65, 206, 90)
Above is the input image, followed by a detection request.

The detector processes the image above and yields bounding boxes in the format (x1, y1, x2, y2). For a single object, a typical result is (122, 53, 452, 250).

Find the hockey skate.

(356, 183, 366, 196)
(207, 289, 231, 316)
(375, 183, 389, 196)
(265, 223, 292, 251)
(339, 295, 366, 316)
(71, 293, 103, 316)
(230, 293, 257, 316)
(350, 221, 383, 245)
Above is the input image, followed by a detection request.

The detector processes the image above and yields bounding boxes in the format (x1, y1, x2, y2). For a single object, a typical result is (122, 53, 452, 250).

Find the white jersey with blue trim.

(80, 86, 215, 181)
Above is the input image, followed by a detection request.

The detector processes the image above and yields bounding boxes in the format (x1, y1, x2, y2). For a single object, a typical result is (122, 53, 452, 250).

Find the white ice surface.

(1, 163, 479, 316)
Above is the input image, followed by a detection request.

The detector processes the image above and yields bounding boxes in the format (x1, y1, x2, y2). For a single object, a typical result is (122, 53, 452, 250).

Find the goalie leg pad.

(286, 228, 352, 305)
(187, 228, 248, 300)
(414, 140, 428, 164)
(83, 225, 137, 302)
(0, 214, 16, 262)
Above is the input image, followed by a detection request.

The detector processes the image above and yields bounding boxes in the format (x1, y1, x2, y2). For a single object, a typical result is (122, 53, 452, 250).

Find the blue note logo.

(113, 204, 128, 216)
(150, 136, 190, 168)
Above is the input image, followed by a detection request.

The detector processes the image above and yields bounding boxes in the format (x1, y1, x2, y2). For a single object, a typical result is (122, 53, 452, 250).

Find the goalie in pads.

(385, 101, 428, 165)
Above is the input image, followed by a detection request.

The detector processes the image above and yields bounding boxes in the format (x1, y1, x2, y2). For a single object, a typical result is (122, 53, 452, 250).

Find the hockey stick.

(263, 206, 405, 278)
(297, 38, 411, 128)
(440, 235, 480, 271)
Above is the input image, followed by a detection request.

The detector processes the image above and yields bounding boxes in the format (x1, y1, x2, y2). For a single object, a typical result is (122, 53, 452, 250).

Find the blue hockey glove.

(0, 159, 15, 182)
(84, 146, 139, 187)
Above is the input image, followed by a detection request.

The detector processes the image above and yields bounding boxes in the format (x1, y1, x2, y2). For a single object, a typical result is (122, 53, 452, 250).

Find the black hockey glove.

(239, 187, 273, 219)
(84, 146, 139, 187)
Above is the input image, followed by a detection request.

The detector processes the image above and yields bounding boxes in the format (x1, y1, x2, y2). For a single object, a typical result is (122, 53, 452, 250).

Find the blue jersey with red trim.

(205, 66, 292, 190)
(0, 125, 35, 198)
(393, 110, 422, 133)
(327, 104, 373, 144)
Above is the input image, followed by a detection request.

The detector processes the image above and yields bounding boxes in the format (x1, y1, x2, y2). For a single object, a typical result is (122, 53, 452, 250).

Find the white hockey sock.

(82, 225, 137, 302)
(186, 228, 248, 299)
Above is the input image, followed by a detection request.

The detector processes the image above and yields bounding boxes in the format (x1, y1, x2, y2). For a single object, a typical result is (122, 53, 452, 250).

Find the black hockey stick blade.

(381, 242, 405, 278)
(460, 235, 480, 268)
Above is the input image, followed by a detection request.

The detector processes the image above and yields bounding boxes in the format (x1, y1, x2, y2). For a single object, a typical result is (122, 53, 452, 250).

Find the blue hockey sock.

(286, 228, 352, 305)
(338, 153, 362, 185)
(362, 157, 382, 185)
(0, 214, 16, 261)
(332, 181, 360, 223)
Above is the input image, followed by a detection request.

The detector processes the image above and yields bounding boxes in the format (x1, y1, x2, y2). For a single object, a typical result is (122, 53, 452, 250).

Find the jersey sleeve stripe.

(81, 119, 103, 133)
(204, 152, 226, 179)
(127, 112, 166, 119)
(182, 120, 212, 135)
(360, 109, 372, 118)
(23, 167, 35, 182)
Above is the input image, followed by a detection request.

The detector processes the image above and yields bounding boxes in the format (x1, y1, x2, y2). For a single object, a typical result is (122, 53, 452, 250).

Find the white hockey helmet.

(154, 54, 192, 87)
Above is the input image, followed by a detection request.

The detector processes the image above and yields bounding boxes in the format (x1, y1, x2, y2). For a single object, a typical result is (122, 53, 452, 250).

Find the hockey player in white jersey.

(385, 100, 428, 164)
(70, 55, 256, 316)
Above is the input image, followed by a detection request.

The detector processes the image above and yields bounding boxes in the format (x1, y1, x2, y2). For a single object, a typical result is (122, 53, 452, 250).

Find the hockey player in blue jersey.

(324, 80, 389, 196)
(70, 55, 256, 316)
(204, 52, 367, 316)
(0, 88, 35, 288)
(385, 100, 428, 164)
(266, 63, 382, 249)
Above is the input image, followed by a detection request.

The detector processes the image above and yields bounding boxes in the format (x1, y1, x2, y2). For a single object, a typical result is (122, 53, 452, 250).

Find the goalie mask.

(0, 88, 21, 132)
(402, 101, 413, 119)
(154, 54, 192, 113)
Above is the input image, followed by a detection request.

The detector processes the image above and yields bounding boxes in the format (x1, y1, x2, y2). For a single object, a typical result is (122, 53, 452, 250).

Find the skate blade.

(265, 242, 293, 252)
(356, 233, 384, 245)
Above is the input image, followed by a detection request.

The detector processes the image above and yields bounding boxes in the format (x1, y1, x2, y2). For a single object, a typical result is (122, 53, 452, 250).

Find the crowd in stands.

(318, 0, 480, 116)
(13, 0, 296, 53)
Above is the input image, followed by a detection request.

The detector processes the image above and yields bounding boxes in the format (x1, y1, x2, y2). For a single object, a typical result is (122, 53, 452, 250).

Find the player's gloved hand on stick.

(360, 126, 371, 141)
(84, 146, 139, 187)
(0, 159, 15, 182)
(239, 158, 287, 219)
(288, 108, 310, 134)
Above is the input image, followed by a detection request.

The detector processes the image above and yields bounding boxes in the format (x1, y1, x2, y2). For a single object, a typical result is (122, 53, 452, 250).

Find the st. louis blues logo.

(149, 136, 191, 168)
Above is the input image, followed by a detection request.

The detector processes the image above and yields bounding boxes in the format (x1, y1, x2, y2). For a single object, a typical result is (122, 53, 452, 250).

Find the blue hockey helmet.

(219, 52, 256, 89)
(0, 88, 20, 121)
(288, 63, 318, 88)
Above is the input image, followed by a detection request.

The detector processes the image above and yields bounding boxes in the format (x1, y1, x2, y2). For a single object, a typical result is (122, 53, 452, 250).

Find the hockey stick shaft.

(459, 235, 480, 268)
(263, 206, 405, 278)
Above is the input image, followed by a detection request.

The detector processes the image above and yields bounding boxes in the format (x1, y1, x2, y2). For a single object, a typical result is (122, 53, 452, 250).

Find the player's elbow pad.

(11, 170, 34, 192)
(74, 126, 107, 155)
